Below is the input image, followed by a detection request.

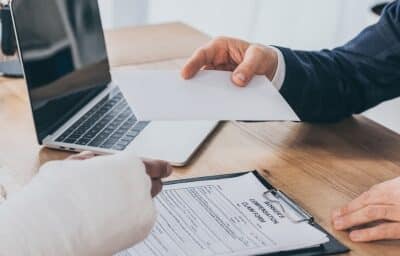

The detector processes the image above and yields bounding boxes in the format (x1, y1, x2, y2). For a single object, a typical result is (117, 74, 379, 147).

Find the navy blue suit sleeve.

(277, 1, 400, 122)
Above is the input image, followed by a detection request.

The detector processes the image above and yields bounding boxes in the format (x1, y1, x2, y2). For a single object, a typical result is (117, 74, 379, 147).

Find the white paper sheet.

(116, 173, 328, 256)
(112, 68, 299, 121)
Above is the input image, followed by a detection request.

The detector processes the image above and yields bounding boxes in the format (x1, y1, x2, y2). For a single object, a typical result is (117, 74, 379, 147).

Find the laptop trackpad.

(129, 121, 217, 166)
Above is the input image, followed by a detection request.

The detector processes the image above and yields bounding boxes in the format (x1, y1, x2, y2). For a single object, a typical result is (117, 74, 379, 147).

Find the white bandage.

(0, 150, 156, 256)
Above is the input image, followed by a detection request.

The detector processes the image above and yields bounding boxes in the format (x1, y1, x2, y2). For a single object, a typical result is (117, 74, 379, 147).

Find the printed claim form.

(117, 173, 328, 256)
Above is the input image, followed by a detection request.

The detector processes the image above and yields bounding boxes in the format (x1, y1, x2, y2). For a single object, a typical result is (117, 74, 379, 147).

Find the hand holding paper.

(112, 68, 299, 121)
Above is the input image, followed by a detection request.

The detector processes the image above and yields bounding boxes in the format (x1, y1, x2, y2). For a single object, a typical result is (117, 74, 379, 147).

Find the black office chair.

(0, 4, 23, 78)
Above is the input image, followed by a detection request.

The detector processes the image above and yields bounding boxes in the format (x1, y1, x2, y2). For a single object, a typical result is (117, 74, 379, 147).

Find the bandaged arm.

(0, 151, 156, 256)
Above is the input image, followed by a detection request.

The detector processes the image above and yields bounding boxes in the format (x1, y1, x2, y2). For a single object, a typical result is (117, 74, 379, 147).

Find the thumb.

(232, 46, 263, 87)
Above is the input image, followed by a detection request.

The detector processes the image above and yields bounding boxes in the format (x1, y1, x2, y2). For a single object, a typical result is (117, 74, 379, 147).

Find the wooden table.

(1, 22, 399, 256)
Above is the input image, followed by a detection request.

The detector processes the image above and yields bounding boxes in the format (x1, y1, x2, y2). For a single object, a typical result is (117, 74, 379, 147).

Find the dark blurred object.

(0, 5, 23, 77)
(372, 2, 390, 16)
(1, 5, 16, 55)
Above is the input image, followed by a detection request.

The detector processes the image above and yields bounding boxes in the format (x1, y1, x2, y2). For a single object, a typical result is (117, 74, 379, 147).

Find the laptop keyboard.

(55, 88, 149, 151)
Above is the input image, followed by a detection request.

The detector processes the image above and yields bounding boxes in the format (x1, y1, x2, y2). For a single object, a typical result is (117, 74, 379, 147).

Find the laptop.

(10, 0, 218, 166)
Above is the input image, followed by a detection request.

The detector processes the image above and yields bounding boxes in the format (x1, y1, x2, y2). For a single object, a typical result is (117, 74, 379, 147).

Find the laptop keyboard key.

(133, 121, 150, 131)
(89, 138, 104, 147)
(100, 136, 120, 148)
(56, 134, 68, 142)
(100, 142, 117, 149)
(76, 138, 91, 145)
(64, 137, 77, 144)
(124, 130, 139, 139)
(112, 144, 126, 151)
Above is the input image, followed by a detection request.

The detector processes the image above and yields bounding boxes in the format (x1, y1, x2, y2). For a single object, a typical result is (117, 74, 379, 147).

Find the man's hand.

(67, 152, 172, 197)
(181, 37, 278, 87)
(332, 177, 400, 242)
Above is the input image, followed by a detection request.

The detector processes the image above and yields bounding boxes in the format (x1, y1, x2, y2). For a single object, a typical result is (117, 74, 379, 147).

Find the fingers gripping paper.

(112, 69, 299, 121)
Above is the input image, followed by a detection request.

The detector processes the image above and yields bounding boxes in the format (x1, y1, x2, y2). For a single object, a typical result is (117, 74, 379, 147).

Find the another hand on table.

(68, 151, 172, 197)
(332, 177, 400, 242)
(181, 37, 278, 86)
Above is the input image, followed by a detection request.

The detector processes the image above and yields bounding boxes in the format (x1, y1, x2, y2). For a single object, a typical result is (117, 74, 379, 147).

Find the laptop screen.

(12, 0, 111, 143)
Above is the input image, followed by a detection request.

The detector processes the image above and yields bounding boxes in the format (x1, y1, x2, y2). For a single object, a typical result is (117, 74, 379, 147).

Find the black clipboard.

(165, 171, 349, 256)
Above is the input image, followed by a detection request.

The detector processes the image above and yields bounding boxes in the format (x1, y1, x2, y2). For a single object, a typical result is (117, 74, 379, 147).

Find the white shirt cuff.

(268, 46, 286, 91)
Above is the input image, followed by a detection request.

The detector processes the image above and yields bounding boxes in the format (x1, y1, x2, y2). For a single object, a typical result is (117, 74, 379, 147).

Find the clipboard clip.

(263, 189, 314, 224)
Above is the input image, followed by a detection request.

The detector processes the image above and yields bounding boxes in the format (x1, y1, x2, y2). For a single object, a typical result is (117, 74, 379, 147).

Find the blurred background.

(97, 0, 400, 133)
